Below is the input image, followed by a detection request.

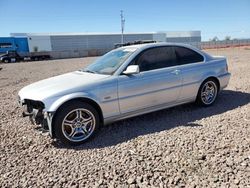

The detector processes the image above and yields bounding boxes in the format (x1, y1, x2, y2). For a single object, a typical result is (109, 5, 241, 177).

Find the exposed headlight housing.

(23, 99, 45, 110)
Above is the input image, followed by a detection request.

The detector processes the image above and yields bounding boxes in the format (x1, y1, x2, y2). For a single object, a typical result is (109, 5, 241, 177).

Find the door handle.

(171, 69, 180, 75)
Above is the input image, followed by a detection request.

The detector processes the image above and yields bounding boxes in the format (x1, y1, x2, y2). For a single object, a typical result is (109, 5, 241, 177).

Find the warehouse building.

(166, 31, 201, 47)
(5, 31, 201, 58)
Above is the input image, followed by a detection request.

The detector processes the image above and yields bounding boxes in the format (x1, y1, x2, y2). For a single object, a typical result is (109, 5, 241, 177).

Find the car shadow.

(52, 90, 250, 149)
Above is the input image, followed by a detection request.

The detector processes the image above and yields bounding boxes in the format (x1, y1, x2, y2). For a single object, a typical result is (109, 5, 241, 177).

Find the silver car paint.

(118, 65, 182, 113)
(18, 43, 231, 136)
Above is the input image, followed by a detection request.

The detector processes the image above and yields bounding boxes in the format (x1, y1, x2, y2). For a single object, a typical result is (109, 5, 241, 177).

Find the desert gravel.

(0, 47, 250, 187)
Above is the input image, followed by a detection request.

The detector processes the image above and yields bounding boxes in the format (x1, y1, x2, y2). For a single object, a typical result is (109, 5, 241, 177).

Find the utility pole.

(120, 10, 125, 44)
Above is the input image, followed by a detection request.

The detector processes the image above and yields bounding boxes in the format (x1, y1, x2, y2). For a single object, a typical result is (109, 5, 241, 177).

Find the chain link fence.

(201, 39, 250, 49)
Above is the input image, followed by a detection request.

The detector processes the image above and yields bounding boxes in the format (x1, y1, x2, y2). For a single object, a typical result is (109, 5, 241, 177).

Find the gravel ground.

(0, 47, 250, 187)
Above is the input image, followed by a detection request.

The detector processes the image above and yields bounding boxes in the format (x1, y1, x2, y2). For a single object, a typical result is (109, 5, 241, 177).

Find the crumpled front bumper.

(18, 97, 54, 137)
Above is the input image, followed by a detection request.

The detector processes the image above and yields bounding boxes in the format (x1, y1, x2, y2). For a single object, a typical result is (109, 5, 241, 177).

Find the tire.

(54, 101, 100, 146)
(196, 78, 218, 106)
(3, 58, 10, 63)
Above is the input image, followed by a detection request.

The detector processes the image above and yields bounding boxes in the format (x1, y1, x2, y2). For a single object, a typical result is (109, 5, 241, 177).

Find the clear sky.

(0, 0, 249, 41)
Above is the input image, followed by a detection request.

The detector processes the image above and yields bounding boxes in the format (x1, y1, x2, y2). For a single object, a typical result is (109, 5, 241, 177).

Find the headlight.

(24, 99, 45, 110)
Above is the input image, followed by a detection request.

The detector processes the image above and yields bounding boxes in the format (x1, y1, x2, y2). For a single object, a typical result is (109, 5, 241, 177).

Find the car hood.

(19, 71, 110, 101)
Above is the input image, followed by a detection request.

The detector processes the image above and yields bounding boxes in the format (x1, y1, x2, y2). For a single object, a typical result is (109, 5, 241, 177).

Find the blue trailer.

(0, 37, 50, 63)
(0, 37, 29, 54)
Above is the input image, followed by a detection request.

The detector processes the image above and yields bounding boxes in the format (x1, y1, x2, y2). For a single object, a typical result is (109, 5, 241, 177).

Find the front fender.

(44, 92, 100, 112)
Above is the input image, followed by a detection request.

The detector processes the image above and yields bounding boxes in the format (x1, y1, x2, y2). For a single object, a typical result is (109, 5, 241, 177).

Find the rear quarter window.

(174, 46, 204, 65)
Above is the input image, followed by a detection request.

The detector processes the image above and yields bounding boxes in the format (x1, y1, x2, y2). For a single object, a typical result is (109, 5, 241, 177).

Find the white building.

(11, 31, 201, 58)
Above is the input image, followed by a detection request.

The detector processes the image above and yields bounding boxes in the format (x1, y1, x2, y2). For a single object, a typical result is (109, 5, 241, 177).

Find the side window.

(175, 46, 204, 65)
(136, 47, 176, 72)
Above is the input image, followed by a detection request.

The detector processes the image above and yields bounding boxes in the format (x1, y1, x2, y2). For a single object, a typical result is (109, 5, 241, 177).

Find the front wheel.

(54, 101, 100, 146)
(3, 58, 10, 63)
(196, 79, 218, 106)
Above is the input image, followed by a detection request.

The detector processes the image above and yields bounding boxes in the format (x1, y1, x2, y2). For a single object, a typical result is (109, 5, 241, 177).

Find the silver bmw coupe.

(18, 43, 231, 145)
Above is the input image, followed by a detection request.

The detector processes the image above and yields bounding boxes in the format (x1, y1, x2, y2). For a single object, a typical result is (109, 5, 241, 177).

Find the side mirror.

(123, 65, 139, 75)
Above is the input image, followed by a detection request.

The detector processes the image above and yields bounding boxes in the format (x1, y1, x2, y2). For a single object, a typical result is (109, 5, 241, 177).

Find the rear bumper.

(218, 73, 231, 90)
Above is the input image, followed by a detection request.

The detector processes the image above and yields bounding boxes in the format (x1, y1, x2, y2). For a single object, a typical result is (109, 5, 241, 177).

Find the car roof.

(121, 42, 197, 51)
(120, 42, 209, 59)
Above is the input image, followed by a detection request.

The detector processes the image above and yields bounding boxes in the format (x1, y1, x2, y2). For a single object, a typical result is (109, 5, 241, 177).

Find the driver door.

(118, 46, 182, 114)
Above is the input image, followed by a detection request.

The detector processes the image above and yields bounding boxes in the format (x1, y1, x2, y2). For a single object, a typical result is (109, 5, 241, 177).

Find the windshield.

(82, 48, 137, 75)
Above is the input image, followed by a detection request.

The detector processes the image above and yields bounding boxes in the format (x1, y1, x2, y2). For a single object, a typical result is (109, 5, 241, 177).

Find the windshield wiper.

(80, 69, 97, 74)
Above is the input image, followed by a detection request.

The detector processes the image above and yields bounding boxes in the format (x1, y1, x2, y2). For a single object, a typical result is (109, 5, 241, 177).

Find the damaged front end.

(19, 98, 54, 136)
(22, 99, 45, 124)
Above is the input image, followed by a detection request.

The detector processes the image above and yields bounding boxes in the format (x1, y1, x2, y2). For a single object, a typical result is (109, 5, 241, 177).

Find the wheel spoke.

(81, 126, 88, 134)
(205, 96, 209, 102)
(84, 116, 92, 121)
(69, 128, 76, 137)
(63, 120, 74, 129)
(201, 92, 207, 97)
(204, 84, 209, 91)
(64, 120, 74, 126)
(83, 118, 93, 127)
(76, 110, 82, 119)
(83, 116, 92, 122)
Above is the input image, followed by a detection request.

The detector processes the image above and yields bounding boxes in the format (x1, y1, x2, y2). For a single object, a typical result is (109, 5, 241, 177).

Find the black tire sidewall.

(196, 79, 218, 106)
(4, 58, 10, 63)
(54, 101, 100, 146)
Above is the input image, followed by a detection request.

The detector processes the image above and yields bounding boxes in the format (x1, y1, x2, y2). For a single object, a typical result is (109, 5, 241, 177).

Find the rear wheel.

(3, 58, 10, 63)
(196, 79, 218, 106)
(54, 101, 100, 145)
